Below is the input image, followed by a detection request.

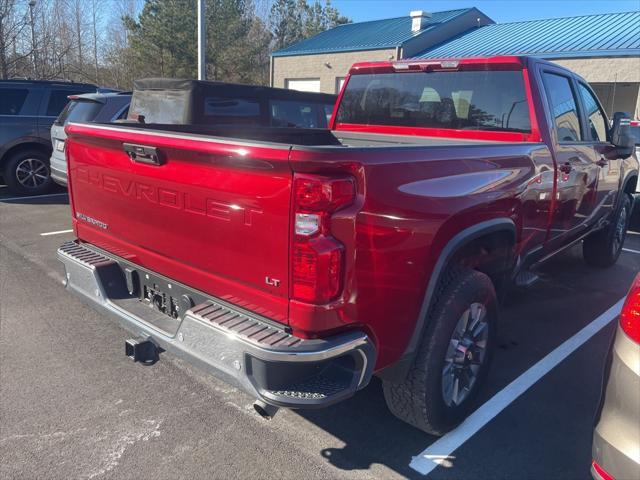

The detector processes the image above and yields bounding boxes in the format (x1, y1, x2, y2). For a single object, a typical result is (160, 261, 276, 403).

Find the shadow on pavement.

(296, 378, 432, 478)
(294, 244, 638, 479)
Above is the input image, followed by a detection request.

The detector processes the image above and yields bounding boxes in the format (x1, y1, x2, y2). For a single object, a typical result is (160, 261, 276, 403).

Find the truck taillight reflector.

(620, 272, 640, 344)
(291, 174, 355, 303)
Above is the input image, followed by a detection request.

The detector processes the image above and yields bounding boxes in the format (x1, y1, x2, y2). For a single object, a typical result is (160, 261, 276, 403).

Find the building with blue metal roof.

(271, 8, 491, 58)
(414, 11, 640, 59)
(271, 8, 640, 117)
(270, 8, 493, 94)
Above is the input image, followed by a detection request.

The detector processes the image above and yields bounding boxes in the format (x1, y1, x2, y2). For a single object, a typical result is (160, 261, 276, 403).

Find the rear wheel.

(583, 194, 631, 268)
(3, 149, 54, 195)
(382, 267, 497, 435)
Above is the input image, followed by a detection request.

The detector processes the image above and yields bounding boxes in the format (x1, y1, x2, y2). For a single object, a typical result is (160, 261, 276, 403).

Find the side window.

(577, 83, 608, 142)
(0, 89, 29, 115)
(542, 72, 581, 142)
(46, 90, 74, 117)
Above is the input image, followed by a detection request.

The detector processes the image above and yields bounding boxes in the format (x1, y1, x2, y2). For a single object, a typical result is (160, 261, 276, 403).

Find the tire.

(583, 194, 631, 268)
(3, 149, 54, 195)
(382, 267, 497, 435)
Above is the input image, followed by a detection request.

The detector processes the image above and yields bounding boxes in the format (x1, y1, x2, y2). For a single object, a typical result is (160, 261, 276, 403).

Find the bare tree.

(1, 0, 346, 87)
(90, 0, 100, 83)
(0, 0, 32, 79)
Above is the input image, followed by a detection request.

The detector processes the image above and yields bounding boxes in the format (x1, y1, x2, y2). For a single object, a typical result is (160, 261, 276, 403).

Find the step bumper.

(57, 240, 376, 409)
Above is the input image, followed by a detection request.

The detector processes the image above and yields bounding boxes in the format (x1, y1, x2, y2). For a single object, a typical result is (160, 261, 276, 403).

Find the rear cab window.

(335, 70, 532, 134)
(0, 89, 29, 115)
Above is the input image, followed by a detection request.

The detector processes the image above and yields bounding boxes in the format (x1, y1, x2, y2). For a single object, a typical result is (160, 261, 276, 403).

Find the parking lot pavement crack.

(85, 419, 163, 479)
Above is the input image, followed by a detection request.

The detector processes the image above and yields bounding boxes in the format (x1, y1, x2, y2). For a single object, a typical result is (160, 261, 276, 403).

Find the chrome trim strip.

(66, 122, 294, 151)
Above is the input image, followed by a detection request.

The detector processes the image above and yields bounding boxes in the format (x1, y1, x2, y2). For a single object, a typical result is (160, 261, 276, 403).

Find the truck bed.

(65, 120, 543, 349)
(107, 122, 498, 149)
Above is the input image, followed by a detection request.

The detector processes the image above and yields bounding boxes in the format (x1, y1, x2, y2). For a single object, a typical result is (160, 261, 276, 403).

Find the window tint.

(336, 70, 531, 133)
(65, 100, 103, 123)
(270, 100, 330, 128)
(55, 101, 75, 125)
(204, 97, 260, 116)
(46, 90, 74, 117)
(0, 88, 29, 115)
(542, 73, 581, 142)
(577, 83, 608, 142)
(129, 89, 189, 123)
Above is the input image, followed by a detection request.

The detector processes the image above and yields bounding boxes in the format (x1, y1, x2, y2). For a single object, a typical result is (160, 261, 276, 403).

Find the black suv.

(0, 79, 97, 195)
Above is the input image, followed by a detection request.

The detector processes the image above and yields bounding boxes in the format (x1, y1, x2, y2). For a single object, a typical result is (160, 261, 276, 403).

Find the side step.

(514, 270, 540, 288)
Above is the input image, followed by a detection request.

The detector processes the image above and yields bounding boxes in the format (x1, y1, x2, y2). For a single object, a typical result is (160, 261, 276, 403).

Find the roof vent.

(410, 10, 432, 32)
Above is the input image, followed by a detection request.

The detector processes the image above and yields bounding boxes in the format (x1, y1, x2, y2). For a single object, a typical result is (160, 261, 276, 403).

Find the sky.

(330, 0, 640, 23)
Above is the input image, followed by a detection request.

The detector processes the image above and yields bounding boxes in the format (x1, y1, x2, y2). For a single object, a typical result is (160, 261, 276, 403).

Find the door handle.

(559, 162, 572, 174)
(123, 143, 164, 166)
(596, 157, 608, 167)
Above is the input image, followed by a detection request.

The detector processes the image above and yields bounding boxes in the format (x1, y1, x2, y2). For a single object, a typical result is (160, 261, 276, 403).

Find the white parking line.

(1, 192, 68, 202)
(409, 297, 625, 476)
(623, 247, 640, 255)
(40, 229, 73, 237)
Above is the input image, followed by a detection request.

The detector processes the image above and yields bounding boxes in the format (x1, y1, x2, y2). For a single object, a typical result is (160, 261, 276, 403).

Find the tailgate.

(65, 123, 292, 323)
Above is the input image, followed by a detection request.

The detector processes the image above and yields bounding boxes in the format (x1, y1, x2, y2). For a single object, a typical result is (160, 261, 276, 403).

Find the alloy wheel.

(442, 302, 489, 407)
(15, 158, 49, 189)
(613, 205, 627, 256)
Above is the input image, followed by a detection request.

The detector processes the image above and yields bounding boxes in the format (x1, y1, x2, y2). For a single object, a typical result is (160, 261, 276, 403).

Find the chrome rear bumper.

(57, 241, 375, 409)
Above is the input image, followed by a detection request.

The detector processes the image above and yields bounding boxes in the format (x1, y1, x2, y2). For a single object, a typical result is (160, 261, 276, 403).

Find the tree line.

(0, 0, 349, 88)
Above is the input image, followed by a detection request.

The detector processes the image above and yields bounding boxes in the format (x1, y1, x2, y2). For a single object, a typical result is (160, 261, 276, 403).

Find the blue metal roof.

(272, 9, 474, 57)
(415, 11, 640, 59)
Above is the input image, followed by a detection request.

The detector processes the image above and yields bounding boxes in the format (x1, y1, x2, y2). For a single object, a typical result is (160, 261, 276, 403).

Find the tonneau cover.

(129, 78, 337, 125)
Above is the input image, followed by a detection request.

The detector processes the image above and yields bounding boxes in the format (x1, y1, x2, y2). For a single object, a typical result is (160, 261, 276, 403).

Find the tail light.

(620, 273, 640, 344)
(291, 174, 355, 303)
(591, 460, 615, 480)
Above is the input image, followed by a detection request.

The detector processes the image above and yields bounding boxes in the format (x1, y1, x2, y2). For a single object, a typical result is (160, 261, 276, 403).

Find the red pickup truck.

(58, 56, 637, 435)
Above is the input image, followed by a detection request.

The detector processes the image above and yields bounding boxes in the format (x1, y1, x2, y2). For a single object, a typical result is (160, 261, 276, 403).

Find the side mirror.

(610, 112, 634, 158)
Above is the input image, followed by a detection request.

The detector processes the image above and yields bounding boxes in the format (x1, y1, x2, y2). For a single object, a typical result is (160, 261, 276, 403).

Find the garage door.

(285, 79, 321, 93)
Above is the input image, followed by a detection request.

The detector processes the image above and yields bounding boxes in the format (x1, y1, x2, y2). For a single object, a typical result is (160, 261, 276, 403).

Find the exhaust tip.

(253, 400, 279, 420)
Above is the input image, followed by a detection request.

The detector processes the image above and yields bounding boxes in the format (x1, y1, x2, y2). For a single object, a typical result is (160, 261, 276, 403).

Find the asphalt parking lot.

(1, 185, 639, 480)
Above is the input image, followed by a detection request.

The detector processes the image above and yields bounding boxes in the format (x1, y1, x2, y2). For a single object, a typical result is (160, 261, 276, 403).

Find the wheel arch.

(377, 218, 517, 383)
(0, 140, 52, 168)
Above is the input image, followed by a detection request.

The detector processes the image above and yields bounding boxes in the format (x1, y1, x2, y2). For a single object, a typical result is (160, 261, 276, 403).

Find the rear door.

(66, 124, 293, 322)
(575, 81, 620, 222)
(540, 69, 599, 245)
(0, 85, 40, 148)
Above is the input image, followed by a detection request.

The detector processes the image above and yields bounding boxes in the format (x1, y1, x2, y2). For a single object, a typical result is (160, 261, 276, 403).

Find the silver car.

(50, 92, 130, 186)
(592, 272, 640, 480)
